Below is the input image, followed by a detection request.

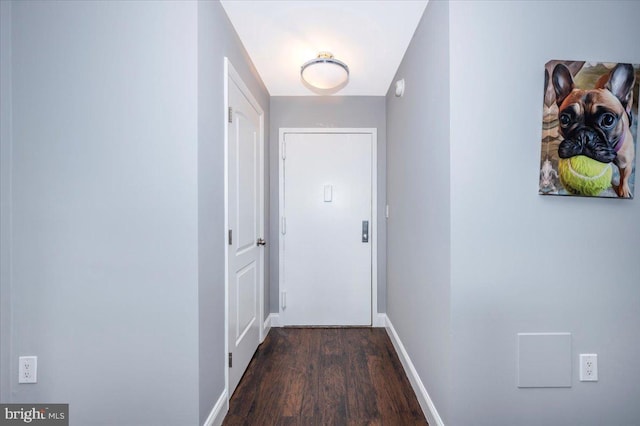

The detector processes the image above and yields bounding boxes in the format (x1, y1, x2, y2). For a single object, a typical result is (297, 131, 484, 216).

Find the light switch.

(324, 185, 333, 202)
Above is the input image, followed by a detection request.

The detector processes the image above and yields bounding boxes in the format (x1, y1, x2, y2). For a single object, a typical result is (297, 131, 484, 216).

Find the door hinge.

(228, 229, 233, 245)
(282, 140, 286, 160)
(228, 107, 233, 123)
(281, 217, 286, 235)
(228, 352, 232, 368)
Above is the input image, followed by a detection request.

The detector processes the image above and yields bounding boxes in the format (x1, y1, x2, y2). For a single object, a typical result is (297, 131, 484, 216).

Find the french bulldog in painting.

(552, 63, 636, 197)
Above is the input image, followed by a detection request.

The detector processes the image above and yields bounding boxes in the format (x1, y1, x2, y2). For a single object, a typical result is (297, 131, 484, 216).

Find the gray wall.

(449, 1, 640, 424)
(197, 2, 269, 423)
(0, 1, 269, 425)
(269, 96, 387, 315)
(0, 0, 13, 403)
(385, 0, 451, 421)
(387, 0, 640, 425)
(6, 2, 199, 424)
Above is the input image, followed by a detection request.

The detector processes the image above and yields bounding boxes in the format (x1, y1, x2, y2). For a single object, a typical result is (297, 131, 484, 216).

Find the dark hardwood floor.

(223, 327, 428, 426)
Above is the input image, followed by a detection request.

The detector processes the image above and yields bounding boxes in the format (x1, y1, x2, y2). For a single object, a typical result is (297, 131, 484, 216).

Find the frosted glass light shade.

(301, 52, 349, 90)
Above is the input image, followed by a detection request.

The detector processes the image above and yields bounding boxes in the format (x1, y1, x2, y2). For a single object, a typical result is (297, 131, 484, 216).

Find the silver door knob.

(257, 238, 266, 246)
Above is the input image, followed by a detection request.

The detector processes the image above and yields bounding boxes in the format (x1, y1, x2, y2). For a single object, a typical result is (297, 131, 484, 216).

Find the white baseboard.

(373, 312, 387, 327)
(261, 315, 271, 342)
(266, 313, 280, 328)
(384, 315, 445, 426)
(267, 313, 382, 328)
(203, 389, 228, 426)
(268, 313, 384, 327)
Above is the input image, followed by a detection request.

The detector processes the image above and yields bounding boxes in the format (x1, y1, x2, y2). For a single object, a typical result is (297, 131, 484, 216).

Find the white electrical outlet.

(18, 356, 37, 384)
(580, 354, 598, 382)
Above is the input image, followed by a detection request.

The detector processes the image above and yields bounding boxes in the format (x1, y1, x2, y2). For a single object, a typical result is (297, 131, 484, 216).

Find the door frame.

(224, 57, 265, 402)
(278, 128, 378, 326)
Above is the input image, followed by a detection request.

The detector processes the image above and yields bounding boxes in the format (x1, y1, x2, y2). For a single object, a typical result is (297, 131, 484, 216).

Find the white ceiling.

(220, 0, 428, 96)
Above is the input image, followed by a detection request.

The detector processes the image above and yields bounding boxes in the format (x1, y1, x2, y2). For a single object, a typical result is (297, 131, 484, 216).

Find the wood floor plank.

(280, 330, 309, 417)
(344, 329, 380, 422)
(223, 327, 428, 426)
(298, 328, 321, 420)
(317, 329, 348, 425)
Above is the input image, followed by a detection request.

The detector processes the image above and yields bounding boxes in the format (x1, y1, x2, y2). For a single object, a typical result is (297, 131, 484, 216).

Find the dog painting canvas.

(540, 60, 640, 198)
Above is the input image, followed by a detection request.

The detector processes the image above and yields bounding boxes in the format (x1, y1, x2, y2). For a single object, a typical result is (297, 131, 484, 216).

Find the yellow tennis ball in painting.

(558, 155, 613, 196)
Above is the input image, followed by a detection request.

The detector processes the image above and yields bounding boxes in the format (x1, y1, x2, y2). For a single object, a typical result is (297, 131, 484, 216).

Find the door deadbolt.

(257, 238, 266, 246)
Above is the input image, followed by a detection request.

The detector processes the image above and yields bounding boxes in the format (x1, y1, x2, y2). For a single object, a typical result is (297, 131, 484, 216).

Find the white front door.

(227, 60, 263, 396)
(280, 131, 373, 326)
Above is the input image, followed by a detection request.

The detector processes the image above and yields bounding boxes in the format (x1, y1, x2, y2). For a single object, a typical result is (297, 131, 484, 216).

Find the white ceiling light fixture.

(300, 51, 349, 91)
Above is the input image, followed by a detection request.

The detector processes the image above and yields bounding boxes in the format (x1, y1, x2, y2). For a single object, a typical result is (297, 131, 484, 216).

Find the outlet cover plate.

(580, 353, 598, 381)
(18, 356, 37, 384)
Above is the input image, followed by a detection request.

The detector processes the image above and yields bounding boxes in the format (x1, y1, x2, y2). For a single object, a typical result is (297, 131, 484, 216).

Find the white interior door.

(227, 61, 263, 396)
(281, 131, 373, 326)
